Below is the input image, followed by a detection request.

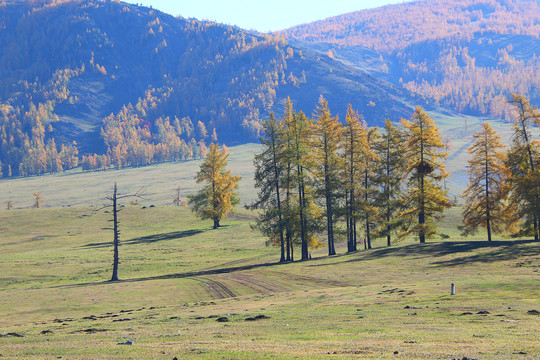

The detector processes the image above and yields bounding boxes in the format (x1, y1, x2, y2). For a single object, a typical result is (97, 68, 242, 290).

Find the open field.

(1, 110, 536, 211)
(1, 115, 539, 359)
(419, 106, 522, 197)
(1, 204, 539, 359)
(0, 144, 260, 209)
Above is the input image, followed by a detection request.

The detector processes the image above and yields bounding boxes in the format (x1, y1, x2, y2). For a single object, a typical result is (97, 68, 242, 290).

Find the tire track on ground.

(193, 277, 236, 299)
(223, 273, 288, 294)
(268, 271, 351, 288)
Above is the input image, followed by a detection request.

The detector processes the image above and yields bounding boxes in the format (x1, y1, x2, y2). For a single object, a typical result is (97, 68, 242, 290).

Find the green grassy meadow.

(1, 133, 539, 359)
(0, 143, 260, 209)
(1, 206, 539, 358)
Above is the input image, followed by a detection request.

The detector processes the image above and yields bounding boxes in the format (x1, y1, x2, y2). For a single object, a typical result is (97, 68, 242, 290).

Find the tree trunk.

(364, 168, 372, 249)
(272, 144, 285, 263)
(299, 165, 309, 260)
(348, 146, 356, 252)
(346, 190, 352, 252)
(419, 171, 426, 243)
(419, 206, 426, 243)
(366, 216, 372, 249)
(419, 114, 426, 243)
(110, 182, 119, 282)
(286, 163, 292, 261)
(517, 104, 540, 241)
(386, 189, 391, 246)
(534, 217, 539, 241)
(213, 218, 220, 229)
(325, 173, 335, 256)
(386, 140, 392, 247)
(286, 230, 291, 261)
(353, 218, 357, 251)
(485, 145, 492, 242)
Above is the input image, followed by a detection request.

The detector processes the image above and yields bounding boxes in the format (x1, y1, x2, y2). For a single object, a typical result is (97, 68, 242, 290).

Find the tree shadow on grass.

(81, 229, 206, 248)
(430, 240, 540, 267)
(56, 260, 283, 288)
(308, 239, 539, 268)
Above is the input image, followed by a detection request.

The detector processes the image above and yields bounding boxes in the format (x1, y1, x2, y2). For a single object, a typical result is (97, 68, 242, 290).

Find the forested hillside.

(0, 0, 410, 177)
(2, 0, 539, 179)
(283, 0, 540, 119)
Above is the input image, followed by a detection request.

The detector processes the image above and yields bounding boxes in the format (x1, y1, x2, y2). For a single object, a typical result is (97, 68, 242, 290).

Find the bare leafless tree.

(93, 182, 145, 282)
(173, 186, 187, 207)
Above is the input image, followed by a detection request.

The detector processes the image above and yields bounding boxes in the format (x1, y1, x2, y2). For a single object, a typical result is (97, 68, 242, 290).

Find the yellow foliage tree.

(401, 107, 451, 243)
(310, 96, 343, 256)
(189, 143, 240, 229)
(505, 94, 540, 240)
(461, 123, 515, 241)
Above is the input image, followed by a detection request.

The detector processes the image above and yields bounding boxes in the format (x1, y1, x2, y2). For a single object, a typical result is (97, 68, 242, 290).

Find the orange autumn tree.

(401, 107, 451, 243)
(461, 123, 515, 241)
(505, 94, 540, 240)
(310, 96, 343, 256)
(189, 143, 240, 229)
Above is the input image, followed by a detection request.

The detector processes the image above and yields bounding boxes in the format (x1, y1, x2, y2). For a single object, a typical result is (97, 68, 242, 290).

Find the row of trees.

(462, 95, 539, 241)
(250, 96, 451, 262)
(82, 102, 215, 171)
(0, 101, 79, 177)
(251, 95, 539, 262)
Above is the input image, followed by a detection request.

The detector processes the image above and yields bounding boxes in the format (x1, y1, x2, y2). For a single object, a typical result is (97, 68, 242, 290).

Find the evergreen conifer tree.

(251, 113, 287, 262)
(342, 105, 366, 252)
(283, 99, 318, 260)
(359, 127, 380, 249)
(374, 119, 407, 246)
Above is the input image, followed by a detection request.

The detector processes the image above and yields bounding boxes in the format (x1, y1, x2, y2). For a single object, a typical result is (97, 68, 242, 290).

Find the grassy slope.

(0, 204, 539, 359)
(0, 143, 260, 209)
(0, 110, 529, 212)
(427, 108, 519, 198)
(1, 132, 539, 359)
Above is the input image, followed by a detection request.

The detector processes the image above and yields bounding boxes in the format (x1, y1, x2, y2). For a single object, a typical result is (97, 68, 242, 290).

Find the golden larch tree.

(505, 94, 540, 240)
(374, 119, 408, 246)
(401, 107, 451, 243)
(359, 127, 380, 249)
(342, 104, 367, 252)
(461, 123, 514, 241)
(282, 99, 319, 261)
(189, 143, 240, 229)
(33, 192, 42, 208)
(310, 96, 343, 256)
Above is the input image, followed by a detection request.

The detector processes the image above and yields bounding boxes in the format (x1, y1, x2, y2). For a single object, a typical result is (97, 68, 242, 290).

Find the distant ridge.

(282, 0, 540, 52)
(282, 0, 540, 117)
(0, 0, 412, 177)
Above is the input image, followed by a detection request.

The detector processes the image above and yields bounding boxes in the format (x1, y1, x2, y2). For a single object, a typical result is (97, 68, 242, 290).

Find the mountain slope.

(0, 0, 412, 177)
(282, 0, 540, 118)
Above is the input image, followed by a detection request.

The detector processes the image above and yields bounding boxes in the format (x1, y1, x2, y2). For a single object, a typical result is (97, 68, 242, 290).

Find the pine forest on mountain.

(284, 0, 540, 119)
(0, 0, 408, 178)
(2, 0, 539, 179)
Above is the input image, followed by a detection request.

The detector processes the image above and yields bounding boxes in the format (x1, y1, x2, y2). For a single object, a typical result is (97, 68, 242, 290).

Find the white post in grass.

(451, 283, 456, 295)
